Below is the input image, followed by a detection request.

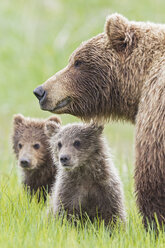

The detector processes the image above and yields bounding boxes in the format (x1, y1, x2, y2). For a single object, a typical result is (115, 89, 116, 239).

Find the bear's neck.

(98, 31, 164, 124)
(115, 41, 165, 123)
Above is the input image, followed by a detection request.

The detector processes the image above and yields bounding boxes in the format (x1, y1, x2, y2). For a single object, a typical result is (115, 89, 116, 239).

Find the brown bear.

(44, 121, 126, 225)
(33, 14, 165, 227)
(12, 114, 61, 202)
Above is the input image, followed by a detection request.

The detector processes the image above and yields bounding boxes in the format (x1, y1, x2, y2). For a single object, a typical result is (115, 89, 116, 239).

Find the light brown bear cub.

(45, 121, 126, 225)
(12, 114, 61, 201)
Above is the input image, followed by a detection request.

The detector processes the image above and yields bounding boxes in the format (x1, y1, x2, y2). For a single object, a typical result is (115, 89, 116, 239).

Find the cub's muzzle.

(60, 155, 71, 167)
(20, 158, 30, 168)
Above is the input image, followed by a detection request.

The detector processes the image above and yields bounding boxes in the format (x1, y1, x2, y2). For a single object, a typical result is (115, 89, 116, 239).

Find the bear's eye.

(33, 143, 40, 150)
(74, 60, 82, 68)
(73, 140, 81, 148)
(18, 143, 22, 149)
(58, 141, 62, 149)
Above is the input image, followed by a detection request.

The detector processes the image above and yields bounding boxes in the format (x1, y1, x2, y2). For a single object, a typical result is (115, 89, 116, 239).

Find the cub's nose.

(33, 86, 46, 101)
(20, 159, 30, 168)
(60, 155, 71, 165)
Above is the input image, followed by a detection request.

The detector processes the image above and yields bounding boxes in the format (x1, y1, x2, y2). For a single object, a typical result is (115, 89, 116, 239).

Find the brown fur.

(45, 122, 126, 225)
(12, 114, 61, 201)
(34, 14, 165, 227)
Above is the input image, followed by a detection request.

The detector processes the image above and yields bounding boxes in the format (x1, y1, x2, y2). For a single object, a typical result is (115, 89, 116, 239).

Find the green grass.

(0, 0, 165, 247)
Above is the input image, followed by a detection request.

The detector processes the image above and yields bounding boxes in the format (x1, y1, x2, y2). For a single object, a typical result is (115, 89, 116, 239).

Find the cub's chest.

(63, 177, 93, 205)
(69, 179, 100, 207)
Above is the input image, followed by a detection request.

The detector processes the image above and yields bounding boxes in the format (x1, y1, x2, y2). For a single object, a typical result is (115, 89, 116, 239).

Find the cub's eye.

(74, 60, 82, 68)
(33, 143, 40, 150)
(73, 140, 81, 148)
(18, 143, 22, 149)
(58, 141, 62, 149)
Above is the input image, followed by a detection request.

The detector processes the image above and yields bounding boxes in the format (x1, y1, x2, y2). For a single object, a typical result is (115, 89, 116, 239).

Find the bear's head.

(44, 122, 103, 170)
(34, 14, 140, 122)
(12, 114, 61, 171)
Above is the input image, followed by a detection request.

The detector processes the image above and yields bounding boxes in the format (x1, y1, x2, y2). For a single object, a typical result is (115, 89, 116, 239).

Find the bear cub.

(12, 114, 61, 201)
(45, 121, 126, 225)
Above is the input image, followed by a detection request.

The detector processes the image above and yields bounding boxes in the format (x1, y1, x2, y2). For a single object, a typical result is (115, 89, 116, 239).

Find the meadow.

(0, 0, 165, 247)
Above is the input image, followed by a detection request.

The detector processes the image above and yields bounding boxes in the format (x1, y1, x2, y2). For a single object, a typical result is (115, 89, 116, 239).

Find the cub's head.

(45, 122, 103, 170)
(12, 114, 61, 170)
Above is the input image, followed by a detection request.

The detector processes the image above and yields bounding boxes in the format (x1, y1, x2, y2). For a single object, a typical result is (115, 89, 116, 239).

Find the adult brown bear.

(33, 14, 165, 228)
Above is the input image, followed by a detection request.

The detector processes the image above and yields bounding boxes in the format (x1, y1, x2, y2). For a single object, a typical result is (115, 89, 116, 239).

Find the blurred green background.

(1, 0, 165, 215)
(0, 0, 165, 247)
(1, 0, 165, 191)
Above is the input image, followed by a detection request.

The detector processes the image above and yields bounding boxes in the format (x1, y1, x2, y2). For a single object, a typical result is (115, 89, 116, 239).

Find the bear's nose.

(33, 86, 46, 101)
(20, 159, 30, 168)
(60, 155, 71, 165)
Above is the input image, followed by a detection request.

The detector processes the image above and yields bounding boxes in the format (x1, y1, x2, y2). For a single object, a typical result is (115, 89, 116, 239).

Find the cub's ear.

(44, 121, 60, 138)
(13, 114, 25, 127)
(88, 123, 104, 136)
(12, 114, 25, 156)
(47, 115, 61, 124)
(105, 13, 136, 53)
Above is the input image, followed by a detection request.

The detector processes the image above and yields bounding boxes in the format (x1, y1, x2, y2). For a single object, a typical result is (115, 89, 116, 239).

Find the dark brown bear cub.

(45, 121, 126, 225)
(12, 114, 61, 202)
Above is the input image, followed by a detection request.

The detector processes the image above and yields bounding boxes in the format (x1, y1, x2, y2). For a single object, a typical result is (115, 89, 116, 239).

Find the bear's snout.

(33, 86, 46, 104)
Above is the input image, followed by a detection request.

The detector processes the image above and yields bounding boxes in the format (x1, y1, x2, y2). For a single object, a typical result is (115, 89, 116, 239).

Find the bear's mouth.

(53, 97, 72, 111)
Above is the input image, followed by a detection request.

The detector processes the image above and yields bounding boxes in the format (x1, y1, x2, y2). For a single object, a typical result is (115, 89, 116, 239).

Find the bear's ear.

(47, 115, 61, 124)
(44, 121, 60, 138)
(105, 13, 135, 53)
(13, 114, 25, 127)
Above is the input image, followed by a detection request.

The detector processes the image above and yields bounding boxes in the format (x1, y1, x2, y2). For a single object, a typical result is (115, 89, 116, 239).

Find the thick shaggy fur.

(45, 122, 126, 225)
(12, 114, 61, 201)
(34, 14, 165, 227)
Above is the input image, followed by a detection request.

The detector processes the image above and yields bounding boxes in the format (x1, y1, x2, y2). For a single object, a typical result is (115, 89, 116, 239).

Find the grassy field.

(0, 0, 165, 247)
